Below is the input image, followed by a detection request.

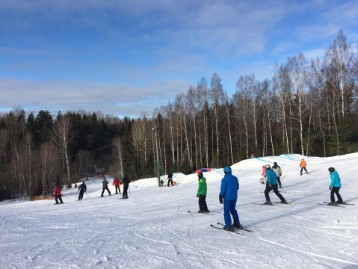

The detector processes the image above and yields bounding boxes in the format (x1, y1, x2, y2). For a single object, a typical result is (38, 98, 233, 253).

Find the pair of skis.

(187, 210, 215, 215)
(252, 202, 293, 206)
(210, 222, 253, 235)
(317, 202, 354, 208)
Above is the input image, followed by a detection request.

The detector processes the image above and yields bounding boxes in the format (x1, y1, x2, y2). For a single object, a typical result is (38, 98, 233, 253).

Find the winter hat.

(265, 164, 271, 169)
(198, 172, 203, 178)
(274, 162, 277, 165)
(328, 167, 335, 173)
(223, 166, 232, 174)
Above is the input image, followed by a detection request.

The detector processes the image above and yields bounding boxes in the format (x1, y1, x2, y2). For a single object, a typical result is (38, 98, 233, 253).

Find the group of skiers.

(196, 166, 243, 231)
(260, 159, 343, 205)
(52, 174, 131, 204)
(262, 163, 287, 205)
(160, 172, 175, 187)
(53, 158, 345, 232)
(196, 158, 345, 231)
(99, 174, 131, 199)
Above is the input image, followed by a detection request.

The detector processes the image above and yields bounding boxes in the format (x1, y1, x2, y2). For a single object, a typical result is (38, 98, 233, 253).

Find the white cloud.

(1, 0, 358, 118)
(0, 79, 189, 118)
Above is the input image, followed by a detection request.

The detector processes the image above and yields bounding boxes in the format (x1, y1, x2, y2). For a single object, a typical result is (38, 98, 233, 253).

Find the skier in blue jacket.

(328, 167, 344, 205)
(264, 164, 287, 205)
(219, 166, 243, 231)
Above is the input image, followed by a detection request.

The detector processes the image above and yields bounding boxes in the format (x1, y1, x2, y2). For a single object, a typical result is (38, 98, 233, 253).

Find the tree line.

(0, 30, 357, 200)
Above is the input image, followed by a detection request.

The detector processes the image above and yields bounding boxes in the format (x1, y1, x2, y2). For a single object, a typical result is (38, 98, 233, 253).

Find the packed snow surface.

(1, 153, 358, 269)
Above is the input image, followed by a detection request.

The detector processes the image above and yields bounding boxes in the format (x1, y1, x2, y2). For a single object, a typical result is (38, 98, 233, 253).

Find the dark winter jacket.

(102, 179, 109, 187)
(168, 172, 173, 179)
(266, 168, 278, 185)
(219, 173, 239, 201)
(78, 183, 87, 192)
(122, 176, 131, 185)
(329, 171, 341, 188)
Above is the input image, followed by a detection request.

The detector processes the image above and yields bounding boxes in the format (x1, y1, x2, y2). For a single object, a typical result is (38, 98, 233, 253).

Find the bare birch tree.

(40, 142, 60, 194)
(288, 53, 308, 155)
(273, 65, 291, 153)
(52, 116, 72, 187)
(112, 137, 124, 178)
(325, 30, 354, 118)
(210, 73, 225, 165)
(197, 77, 209, 167)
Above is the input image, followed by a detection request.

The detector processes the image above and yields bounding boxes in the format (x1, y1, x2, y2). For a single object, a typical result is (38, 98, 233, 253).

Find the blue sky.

(1, 0, 357, 118)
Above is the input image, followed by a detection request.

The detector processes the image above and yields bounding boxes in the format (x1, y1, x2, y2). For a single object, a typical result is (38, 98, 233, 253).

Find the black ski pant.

(300, 167, 308, 175)
(276, 177, 282, 188)
(265, 184, 286, 202)
(198, 195, 209, 212)
(101, 186, 111, 196)
(122, 184, 129, 198)
(167, 178, 173, 187)
(114, 185, 121, 194)
(55, 195, 63, 204)
(78, 191, 84, 200)
(330, 187, 343, 203)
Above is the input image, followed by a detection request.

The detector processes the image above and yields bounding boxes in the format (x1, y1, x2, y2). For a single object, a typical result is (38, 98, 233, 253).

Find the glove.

(329, 187, 332, 190)
(219, 195, 223, 204)
(196, 194, 199, 197)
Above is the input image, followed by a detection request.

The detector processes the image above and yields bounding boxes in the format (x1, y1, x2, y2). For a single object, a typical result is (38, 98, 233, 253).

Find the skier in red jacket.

(113, 177, 121, 194)
(53, 185, 64, 204)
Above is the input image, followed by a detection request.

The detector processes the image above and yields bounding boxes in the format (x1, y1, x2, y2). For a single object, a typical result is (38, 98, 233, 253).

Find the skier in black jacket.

(122, 175, 131, 199)
(167, 172, 173, 187)
(101, 175, 111, 197)
(78, 181, 87, 200)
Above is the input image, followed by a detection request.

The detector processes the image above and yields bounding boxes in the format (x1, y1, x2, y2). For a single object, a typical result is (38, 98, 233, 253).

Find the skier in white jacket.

(272, 162, 282, 188)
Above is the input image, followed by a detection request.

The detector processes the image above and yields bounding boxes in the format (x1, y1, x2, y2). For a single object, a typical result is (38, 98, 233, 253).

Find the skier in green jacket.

(197, 172, 210, 213)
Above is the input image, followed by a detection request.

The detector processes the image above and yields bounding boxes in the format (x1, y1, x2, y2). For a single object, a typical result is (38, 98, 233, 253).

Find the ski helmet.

(328, 167, 335, 173)
(198, 172, 203, 178)
(223, 166, 232, 174)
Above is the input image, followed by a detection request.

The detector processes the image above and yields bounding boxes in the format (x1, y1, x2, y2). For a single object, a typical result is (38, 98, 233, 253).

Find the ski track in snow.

(256, 234, 358, 267)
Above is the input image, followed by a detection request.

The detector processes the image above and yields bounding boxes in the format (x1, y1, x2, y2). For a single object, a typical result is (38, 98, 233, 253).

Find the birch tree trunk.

(112, 137, 124, 178)
(52, 116, 72, 187)
(225, 101, 234, 164)
(288, 54, 308, 155)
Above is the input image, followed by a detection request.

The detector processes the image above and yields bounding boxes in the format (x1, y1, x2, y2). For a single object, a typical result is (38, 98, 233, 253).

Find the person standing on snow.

(78, 181, 87, 200)
(167, 172, 173, 187)
(122, 174, 131, 199)
(260, 165, 267, 184)
(197, 172, 209, 213)
(328, 167, 344, 205)
(101, 175, 111, 197)
(53, 184, 64, 204)
(300, 159, 309, 175)
(272, 162, 283, 188)
(219, 166, 243, 231)
(113, 177, 121, 194)
(264, 164, 287, 205)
